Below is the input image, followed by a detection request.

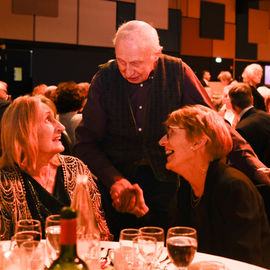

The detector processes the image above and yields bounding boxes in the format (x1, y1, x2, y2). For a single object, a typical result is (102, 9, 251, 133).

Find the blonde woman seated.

(0, 95, 112, 240)
(134, 105, 270, 268)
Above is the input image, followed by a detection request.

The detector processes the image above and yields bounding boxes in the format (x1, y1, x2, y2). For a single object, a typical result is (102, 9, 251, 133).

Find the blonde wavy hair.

(0, 95, 59, 173)
(165, 105, 233, 160)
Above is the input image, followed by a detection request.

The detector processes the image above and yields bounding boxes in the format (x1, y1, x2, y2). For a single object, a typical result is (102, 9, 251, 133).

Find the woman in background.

(0, 95, 112, 240)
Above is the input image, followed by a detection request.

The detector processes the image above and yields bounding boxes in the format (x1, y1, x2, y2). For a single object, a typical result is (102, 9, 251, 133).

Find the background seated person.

(0, 95, 111, 240)
(53, 81, 85, 146)
(242, 63, 266, 111)
(229, 83, 270, 166)
(135, 105, 270, 268)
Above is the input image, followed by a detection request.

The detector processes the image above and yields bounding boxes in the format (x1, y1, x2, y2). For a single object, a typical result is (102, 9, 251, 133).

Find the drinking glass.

(21, 240, 45, 270)
(166, 226, 197, 270)
(133, 235, 157, 270)
(77, 233, 100, 270)
(119, 228, 139, 269)
(45, 214, 61, 263)
(10, 233, 34, 250)
(139, 226, 164, 268)
(15, 219, 42, 242)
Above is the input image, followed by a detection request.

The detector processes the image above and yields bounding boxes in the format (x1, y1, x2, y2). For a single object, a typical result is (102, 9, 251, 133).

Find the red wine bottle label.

(60, 219, 76, 245)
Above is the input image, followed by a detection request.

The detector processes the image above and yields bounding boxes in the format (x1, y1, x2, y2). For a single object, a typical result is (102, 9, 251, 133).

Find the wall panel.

(248, 8, 269, 44)
(181, 17, 212, 57)
(213, 23, 235, 58)
(79, 0, 116, 47)
(35, 0, 76, 44)
(205, 0, 236, 23)
(0, 0, 33, 40)
(258, 29, 270, 61)
(136, 0, 168, 29)
(187, 0, 200, 19)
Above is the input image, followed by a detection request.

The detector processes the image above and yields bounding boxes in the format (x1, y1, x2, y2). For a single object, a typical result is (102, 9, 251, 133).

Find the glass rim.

(139, 226, 164, 234)
(17, 219, 41, 226)
(120, 228, 139, 235)
(46, 214, 61, 221)
(167, 226, 197, 235)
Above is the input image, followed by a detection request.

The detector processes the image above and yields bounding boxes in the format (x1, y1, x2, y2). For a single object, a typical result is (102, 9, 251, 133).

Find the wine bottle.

(48, 207, 89, 270)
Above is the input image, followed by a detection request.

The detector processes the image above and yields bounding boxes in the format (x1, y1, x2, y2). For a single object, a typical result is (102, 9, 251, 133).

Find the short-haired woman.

(158, 105, 270, 268)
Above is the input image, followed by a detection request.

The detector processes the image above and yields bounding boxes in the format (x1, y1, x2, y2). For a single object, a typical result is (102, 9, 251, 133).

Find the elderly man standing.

(75, 21, 268, 237)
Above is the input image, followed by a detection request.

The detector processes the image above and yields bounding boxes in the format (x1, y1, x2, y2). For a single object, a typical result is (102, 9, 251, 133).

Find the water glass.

(166, 226, 197, 270)
(10, 233, 34, 250)
(133, 235, 157, 270)
(119, 228, 139, 269)
(15, 219, 42, 242)
(77, 233, 100, 270)
(21, 240, 45, 270)
(139, 226, 164, 267)
(45, 214, 61, 263)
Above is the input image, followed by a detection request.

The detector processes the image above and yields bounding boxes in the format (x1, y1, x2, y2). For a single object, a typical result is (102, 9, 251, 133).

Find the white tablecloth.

(100, 241, 268, 270)
(0, 240, 267, 270)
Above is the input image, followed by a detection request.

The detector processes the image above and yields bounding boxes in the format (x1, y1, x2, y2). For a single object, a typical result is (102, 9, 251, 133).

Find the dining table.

(0, 240, 268, 270)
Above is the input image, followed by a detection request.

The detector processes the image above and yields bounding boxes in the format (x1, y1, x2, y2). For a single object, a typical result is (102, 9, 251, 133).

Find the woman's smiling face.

(159, 126, 194, 174)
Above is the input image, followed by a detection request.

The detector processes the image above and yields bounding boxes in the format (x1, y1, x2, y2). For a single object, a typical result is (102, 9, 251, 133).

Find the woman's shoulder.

(208, 161, 256, 193)
(59, 155, 84, 166)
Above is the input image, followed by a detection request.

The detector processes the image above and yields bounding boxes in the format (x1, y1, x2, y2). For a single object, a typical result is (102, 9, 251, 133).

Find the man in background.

(229, 83, 270, 166)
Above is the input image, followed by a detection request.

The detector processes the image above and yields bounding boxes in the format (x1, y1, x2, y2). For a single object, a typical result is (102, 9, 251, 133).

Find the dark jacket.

(173, 160, 270, 268)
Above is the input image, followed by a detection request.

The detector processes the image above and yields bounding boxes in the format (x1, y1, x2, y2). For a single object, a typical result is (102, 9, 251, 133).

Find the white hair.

(113, 20, 162, 53)
(242, 63, 263, 82)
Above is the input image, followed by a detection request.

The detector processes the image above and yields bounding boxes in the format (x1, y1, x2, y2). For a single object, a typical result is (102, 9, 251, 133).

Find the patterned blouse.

(0, 155, 112, 240)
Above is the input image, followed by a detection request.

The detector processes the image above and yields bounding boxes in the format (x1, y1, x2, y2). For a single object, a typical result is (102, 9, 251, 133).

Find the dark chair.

(256, 184, 270, 223)
(60, 131, 73, 155)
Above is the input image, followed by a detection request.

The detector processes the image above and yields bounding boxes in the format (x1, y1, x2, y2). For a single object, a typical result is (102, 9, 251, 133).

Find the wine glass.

(45, 214, 61, 263)
(119, 228, 139, 269)
(10, 233, 34, 250)
(166, 226, 197, 270)
(15, 219, 42, 242)
(133, 235, 157, 270)
(21, 240, 45, 270)
(139, 226, 164, 268)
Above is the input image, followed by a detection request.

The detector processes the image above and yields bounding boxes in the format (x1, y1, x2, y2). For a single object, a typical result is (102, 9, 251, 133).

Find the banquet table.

(0, 240, 268, 270)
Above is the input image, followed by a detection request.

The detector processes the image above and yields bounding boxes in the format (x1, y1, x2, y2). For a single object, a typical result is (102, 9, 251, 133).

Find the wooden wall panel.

(205, 0, 235, 23)
(258, 29, 270, 61)
(259, 0, 270, 28)
(13, 0, 58, 17)
(35, 0, 76, 44)
(181, 17, 212, 57)
(187, 0, 200, 19)
(200, 1, 225, 40)
(213, 23, 235, 58)
(0, 0, 33, 40)
(248, 8, 269, 44)
(79, 0, 116, 47)
(136, 0, 168, 29)
(116, 0, 135, 2)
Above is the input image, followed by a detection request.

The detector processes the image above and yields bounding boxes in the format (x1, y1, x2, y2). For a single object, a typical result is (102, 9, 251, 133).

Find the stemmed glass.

(21, 240, 45, 270)
(45, 214, 61, 263)
(139, 226, 164, 268)
(166, 226, 197, 270)
(15, 219, 42, 242)
(133, 235, 157, 270)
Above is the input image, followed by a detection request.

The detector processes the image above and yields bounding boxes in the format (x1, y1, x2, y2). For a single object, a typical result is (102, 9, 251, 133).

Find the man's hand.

(110, 179, 149, 217)
(128, 184, 149, 218)
(110, 179, 136, 212)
